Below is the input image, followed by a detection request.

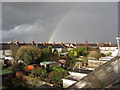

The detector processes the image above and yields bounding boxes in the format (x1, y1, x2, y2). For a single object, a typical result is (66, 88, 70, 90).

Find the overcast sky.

(2, 2, 118, 43)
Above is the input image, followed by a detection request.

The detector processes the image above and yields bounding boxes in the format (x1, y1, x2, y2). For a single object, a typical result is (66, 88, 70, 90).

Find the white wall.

(52, 48, 62, 53)
(69, 72, 87, 77)
(4, 50, 11, 56)
(62, 79, 76, 88)
(0, 50, 4, 58)
(112, 49, 118, 57)
(99, 47, 118, 56)
(0, 50, 12, 58)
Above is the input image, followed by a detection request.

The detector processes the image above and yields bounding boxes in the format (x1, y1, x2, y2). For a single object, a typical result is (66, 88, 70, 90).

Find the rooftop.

(40, 61, 56, 65)
(0, 41, 117, 50)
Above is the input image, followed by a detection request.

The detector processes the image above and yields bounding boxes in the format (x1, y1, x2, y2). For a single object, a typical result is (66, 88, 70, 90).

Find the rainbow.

(48, 5, 79, 43)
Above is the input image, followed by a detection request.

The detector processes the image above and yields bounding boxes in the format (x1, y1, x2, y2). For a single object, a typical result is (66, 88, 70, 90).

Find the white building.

(99, 45, 118, 57)
(0, 50, 12, 59)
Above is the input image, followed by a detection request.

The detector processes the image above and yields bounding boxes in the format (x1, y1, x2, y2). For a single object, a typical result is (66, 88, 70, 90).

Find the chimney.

(15, 41, 19, 45)
(46, 42, 49, 44)
(105, 42, 108, 44)
(97, 42, 99, 45)
(6, 41, 10, 44)
(42, 42, 46, 45)
(52, 42, 55, 45)
(9, 41, 13, 44)
(109, 42, 112, 46)
(30, 41, 35, 45)
(60, 42, 63, 45)
(22, 42, 25, 44)
(84, 40, 88, 48)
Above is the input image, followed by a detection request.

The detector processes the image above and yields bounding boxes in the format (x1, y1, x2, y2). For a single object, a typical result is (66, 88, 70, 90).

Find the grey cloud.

(2, 2, 118, 43)
(2, 2, 78, 30)
(3, 21, 49, 42)
(51, 2, 118, 43)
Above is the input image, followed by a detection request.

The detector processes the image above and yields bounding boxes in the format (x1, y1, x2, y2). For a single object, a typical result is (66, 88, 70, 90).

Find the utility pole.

(116, 36, 120, 56)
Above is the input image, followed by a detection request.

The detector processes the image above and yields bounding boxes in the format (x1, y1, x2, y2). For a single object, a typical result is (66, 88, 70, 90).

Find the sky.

(2, 2, 118, 43)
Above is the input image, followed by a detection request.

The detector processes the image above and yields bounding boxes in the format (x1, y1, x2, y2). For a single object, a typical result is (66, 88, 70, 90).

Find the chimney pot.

(109, 42, 112, 45)
(22, 42, 25, 44)
(15, 41, 19, 45)
(30, 41, 35, 45)
(52, 42, 55, 45)
(42, 42, 45, 45)
(7, 41, 10, 44)
(9, 41, 13, 44)
(60, 42, 63, 45)
(97, 42, 99, 45)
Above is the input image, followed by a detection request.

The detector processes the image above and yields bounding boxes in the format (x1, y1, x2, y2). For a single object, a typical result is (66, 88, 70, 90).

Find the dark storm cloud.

(2, 2, 77, 30)
(52, 2, 118, 43)
(2, 2, 118, 43)
(2, 2, 78, 42)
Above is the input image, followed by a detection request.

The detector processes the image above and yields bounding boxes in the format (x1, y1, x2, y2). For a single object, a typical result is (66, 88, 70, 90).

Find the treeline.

(11, 45, 59, 64)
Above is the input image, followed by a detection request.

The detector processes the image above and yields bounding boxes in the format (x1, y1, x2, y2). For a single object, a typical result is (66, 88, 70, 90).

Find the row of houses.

(0, 41, 118, 58)
(0, 41, 66, 58)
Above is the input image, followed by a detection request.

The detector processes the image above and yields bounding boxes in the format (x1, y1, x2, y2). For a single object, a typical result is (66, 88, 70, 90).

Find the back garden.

(2, 45, 106, 89)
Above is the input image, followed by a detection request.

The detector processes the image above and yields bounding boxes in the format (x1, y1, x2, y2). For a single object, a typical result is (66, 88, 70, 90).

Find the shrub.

(74, 46, 89, 57)
(52, 67, 69, 78)
(31, 67, 48, 78)
(106, 52, 112, 56)
(17, 46, 42, 64)
(48, 71, 63, 88)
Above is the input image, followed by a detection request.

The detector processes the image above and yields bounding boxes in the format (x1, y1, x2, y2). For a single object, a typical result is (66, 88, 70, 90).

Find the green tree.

(52, 67, 69, 78)
(74, 46, 89, 57)
(106, 52, 112, 56)
(9, 63, 27, 72)
(48, 71, 63, 88)
(61, 49, 66, 53)
(48, 67, 69, 88)
(17, 46, 42, 64)
(11, 77, 29, 88)
(31, 67, 47, 78)
(40, 46, 52, 61)
(10, 45, 19, 59)
(52, 49, 59, 62)
(67, 50, 78, 59)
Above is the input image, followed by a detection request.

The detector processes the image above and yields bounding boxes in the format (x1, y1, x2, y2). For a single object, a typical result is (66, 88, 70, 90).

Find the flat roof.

(40, 61, 56, 65)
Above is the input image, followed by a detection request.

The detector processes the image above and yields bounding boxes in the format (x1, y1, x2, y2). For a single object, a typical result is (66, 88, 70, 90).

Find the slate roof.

(88, 44, 98, 47)
(70, 43, 117, 47)
(37, 44, 65, 48)
(0, 43, 117, 50)
(37, 44, 46, 48)
(0, 43, 66, 50)
(99, 44, 117, 47)
(75, 44, 85, 47)
(0, 43, 37, 50)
